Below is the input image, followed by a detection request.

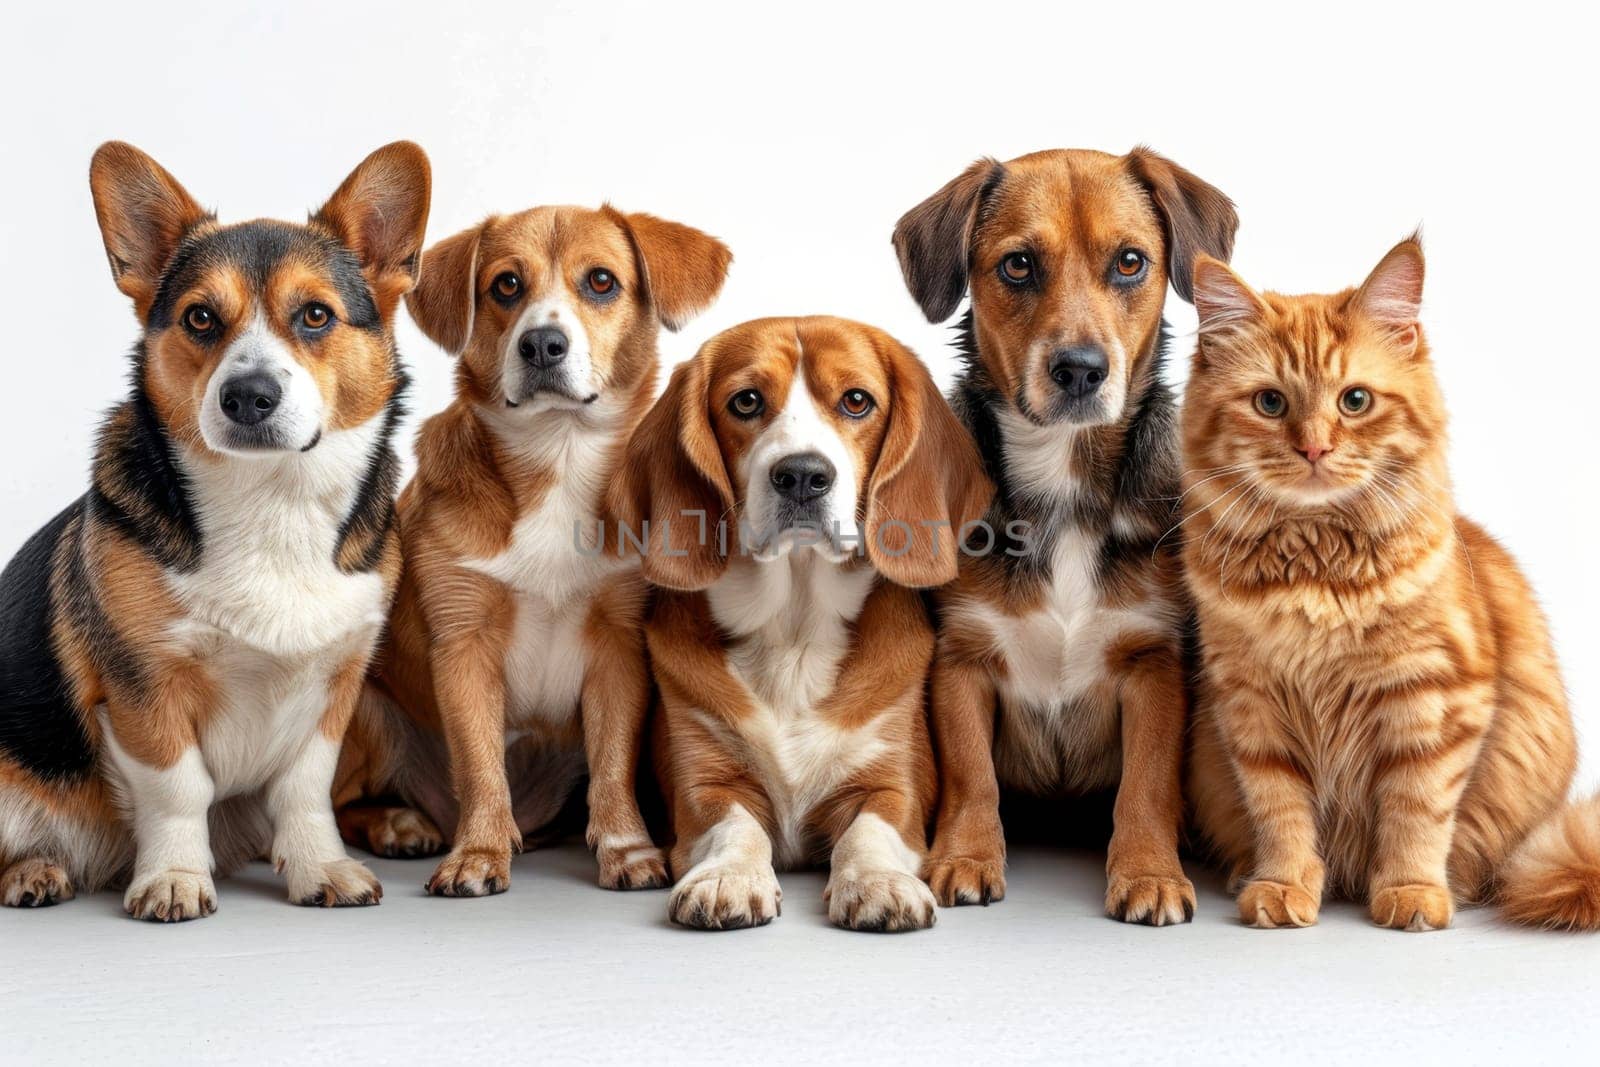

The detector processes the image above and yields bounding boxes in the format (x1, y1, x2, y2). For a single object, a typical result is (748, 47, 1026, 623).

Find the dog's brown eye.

(184, 306, 217, 335)
(1000, 252, 1034, 285)
(1254, 389, 1288, 418)
(301, 303, 332, 330)
(728, 389, 765, 419)
(1115, 249, 1146, 278)
(587, 268, 616, 296)
(839, 389, 875, 418)
(1340, 387, 1373, 416)
(493, 272, 521, 300)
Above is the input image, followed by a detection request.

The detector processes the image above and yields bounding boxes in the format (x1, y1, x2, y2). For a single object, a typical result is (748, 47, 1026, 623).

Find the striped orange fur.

(1181, 237, 1600, 932)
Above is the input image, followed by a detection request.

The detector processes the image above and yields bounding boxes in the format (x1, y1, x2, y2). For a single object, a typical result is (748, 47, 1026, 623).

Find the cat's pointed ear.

(1193, 254, 1266, 338)
(1354, 234, 1425, 351)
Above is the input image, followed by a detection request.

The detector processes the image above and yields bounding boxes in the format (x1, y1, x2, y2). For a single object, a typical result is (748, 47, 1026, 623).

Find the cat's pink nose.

(1297, 444, 1330, 464)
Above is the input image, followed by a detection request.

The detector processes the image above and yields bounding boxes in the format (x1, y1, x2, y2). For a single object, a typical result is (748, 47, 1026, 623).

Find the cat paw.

(1107, 872, 1197, 926)
(426, 848, 511, 898)
(1238, 879, 1320, 928)
(287, 858, 383, 907)
(826, 869, 937, 932)
(668, 864, 781, 930)
(926, 853, 1006, 907)
(0, 858, 75, 908)
(124, 869, 218, 923)
(597, 841, 669, 891)
(1370, 883, 1453, 931)
(367, 808, 445, 859)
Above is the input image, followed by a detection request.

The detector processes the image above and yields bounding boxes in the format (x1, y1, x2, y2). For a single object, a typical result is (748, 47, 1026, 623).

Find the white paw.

(124, 869, 218, 923)
(668, 864, 781, 930)
(826, 869, 937, 932)
(284, 857, 383, 907)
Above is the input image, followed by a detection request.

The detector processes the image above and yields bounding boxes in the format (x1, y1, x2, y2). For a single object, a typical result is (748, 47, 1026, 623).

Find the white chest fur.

(706, 553, 886, 867)
(463, 405, 629, 725)
(165, 419, 390, 795)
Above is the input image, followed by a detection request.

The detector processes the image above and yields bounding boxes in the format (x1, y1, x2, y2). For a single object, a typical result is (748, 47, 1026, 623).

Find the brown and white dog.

(0, 141, 429, 919)
(609, 317, 991, 931)
(333, 205, 731, 895)
(892, 148, 1238, 924)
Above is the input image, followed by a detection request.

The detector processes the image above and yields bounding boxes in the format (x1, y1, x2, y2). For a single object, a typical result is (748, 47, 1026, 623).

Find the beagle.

(0, 141, 429, 919)
(892, 147, 1238, 924)
(609, 317, 991, 931)
(334, 205, 731, 895)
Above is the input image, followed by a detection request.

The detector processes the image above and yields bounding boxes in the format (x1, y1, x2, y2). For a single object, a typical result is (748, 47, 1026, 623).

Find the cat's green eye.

(1339, 387, 1373, 416)
(1253, 389, 1287, 418)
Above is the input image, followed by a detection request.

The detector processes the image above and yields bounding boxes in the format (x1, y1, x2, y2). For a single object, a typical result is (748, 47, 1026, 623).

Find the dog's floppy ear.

(606, 355, 735, 590)
(405, 223, 485, 356)
(314, 141, 432, 318)
(892, 159, 1004, 323)
(605, 207, 732, 332)
(1125, 146, 1238, 304)
(89, 142, 212, 318)
(864, 334, 993, 587)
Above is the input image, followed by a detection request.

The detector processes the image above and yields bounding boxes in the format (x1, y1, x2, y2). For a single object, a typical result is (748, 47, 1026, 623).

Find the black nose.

(1049, 345, 1109, 400)
(219, 373, 282, 426)
(770, 452, 835, 504)
(519, 326, 568, 369)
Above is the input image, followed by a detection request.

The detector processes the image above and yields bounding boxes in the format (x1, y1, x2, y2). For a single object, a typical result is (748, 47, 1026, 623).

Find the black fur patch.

(0, 503, 95, 780)
(334, 366, 408, 573)
(87, 376, 202, 573)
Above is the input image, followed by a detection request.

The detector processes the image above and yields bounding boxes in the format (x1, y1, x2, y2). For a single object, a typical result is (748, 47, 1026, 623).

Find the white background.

(2, 3, 1597, 1062)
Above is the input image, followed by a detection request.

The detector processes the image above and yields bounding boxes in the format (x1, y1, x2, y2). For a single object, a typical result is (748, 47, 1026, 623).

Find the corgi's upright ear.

(314, 141, 433, 319)
(605, 208, 732, 332)
(89, 142, 211, 318)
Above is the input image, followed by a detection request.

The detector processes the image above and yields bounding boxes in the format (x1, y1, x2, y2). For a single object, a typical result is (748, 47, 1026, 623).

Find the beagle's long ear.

(314, 141, 432, 319)
(864, 335, 994, 587)
(605, 207, 732, 331)
(891, 158, 1004, 323)
(89, 142, 211, 318)
(606, 356, 735, 590)
(405, 223, 485, 356)
(1125, 146, 1238, 304)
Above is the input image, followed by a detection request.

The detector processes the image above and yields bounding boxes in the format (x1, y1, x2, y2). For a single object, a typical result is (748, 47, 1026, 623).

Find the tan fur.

(892, 148, 1236, 922)
(613, 317, 990, 932)
(1183, 239, 1599, 932)
(335, 205, 730, 894)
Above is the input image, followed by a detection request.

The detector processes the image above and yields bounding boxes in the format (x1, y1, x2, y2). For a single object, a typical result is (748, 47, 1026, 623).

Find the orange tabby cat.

(1181, 236, 1600, 931)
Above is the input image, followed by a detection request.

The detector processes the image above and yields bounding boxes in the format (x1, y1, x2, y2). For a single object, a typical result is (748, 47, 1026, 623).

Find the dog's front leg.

(104, 692, 219, 922)
(268, 656, 381, 907)
(426, 618, 519, 898)
(1107, 642, 1196, 926)
(581, 595, 667, 890)
(667, 791, 780, 931)
(826, 787, 937, 933)
(926, 653, 1006, 905)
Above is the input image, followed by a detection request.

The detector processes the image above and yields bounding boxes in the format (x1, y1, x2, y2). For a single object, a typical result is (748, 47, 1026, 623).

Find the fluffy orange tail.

(1498, 794, 1600, 931)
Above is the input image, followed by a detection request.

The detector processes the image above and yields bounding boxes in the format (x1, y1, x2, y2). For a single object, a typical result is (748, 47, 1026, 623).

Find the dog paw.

(1238, 879, 1320, 928)
(668, 865, 781, 930)
(926, 853, 1006, 907)
(367, 808, 445, 859)
(1106, 872, 1196, 926)
(124, 869, 217, 923)
(426, 848, 511, 898)
(1370, 883, 1453, 931)
(287, 858, 383, 908)
(826, 869, 937, 933)
(0, 858, 75, 908)
(597, 841, 669, 891)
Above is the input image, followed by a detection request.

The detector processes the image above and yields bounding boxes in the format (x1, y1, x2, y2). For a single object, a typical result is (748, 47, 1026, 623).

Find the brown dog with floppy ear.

(609, 316, 992, 933)
(891, 147, 1238, 925)
(333, 204, 731, 898)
